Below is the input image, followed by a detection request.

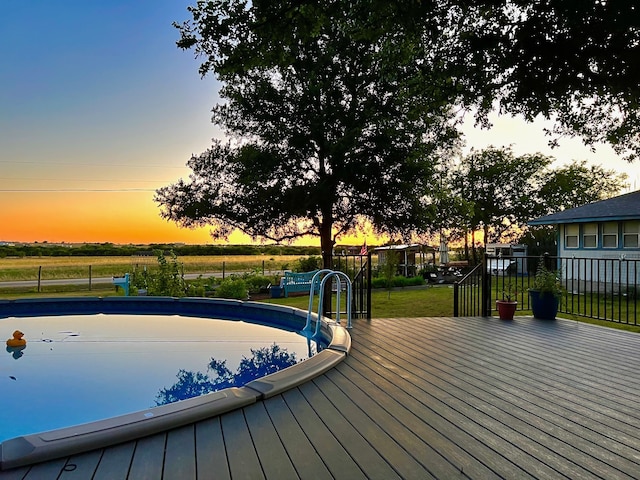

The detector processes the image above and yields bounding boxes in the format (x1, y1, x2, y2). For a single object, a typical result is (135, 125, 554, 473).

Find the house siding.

(558, 223, 640, 289)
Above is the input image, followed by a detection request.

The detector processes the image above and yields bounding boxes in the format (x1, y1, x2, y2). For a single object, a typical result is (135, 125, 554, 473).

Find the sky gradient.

(2, 1, 638, 245)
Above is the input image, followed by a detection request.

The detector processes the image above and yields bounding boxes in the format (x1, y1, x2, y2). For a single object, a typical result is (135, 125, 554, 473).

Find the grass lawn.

(0, 284, 455, 317)
(261, 285, 455, 318)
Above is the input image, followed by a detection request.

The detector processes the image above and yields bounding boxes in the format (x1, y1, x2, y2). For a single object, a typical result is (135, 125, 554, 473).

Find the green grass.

(261, 285, 455, 318)
(0, 283, 454, 317)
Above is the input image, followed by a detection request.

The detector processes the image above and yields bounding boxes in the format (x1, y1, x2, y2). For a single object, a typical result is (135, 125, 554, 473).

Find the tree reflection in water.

(156, 344, 299, 406)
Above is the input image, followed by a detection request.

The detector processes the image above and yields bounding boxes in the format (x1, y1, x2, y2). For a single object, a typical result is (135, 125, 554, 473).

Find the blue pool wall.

(0, 296, 319, 341)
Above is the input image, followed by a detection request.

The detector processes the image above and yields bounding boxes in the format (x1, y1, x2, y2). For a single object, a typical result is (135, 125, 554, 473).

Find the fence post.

(89, 265, 92, 291)
(366, 251, 372, 320)
(37, 266, 42, 293)
(482, 254, 491, 317)
(453, 282, 459, 317)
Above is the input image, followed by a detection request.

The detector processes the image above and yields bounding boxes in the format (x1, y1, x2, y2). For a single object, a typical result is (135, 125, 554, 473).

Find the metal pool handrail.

(303, 269, 353, 337)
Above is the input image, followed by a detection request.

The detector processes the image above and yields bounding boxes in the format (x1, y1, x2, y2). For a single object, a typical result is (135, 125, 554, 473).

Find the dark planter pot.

(496, 300, 517, 320)
(529, 290, 559, 320)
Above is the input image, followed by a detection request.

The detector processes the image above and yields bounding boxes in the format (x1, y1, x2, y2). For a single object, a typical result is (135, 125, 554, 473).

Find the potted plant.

(529, 260, 564, 320)
(496, 281, 518, 320)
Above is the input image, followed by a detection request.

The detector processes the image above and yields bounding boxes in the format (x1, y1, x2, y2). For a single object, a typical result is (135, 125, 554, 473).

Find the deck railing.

(453, 262, 488, 317)
(471, 253, 640, 325)
(332, 253, 371, 320)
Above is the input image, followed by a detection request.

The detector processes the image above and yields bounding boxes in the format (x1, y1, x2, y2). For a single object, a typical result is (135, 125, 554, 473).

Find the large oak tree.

(156, 1, 463, 267)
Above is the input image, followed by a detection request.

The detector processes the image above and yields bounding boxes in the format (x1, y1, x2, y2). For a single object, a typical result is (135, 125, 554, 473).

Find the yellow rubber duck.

(6, 330, 26, 347)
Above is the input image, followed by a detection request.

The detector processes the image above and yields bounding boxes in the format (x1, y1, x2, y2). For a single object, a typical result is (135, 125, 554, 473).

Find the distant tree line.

(0, 243, 321, 258)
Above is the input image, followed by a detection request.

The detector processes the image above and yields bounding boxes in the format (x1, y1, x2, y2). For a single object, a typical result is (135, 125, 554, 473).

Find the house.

(528, 190, 640, 287)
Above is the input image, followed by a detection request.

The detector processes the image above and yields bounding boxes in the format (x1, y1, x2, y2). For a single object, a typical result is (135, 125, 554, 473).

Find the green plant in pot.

(496, 281, 518, 320)
(529, 260, 564, 320)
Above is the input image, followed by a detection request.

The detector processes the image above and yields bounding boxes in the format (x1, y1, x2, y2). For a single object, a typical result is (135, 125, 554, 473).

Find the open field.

(0, 255, 304, 281)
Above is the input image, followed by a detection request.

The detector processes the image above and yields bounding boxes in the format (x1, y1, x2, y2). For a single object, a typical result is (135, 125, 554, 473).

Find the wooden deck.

(3, 315, 640, 479)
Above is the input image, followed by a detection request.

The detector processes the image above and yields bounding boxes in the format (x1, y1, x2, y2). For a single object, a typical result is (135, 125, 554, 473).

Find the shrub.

(215, 278, 248, 299)
(242, 274, 273, 293)
(132, 250, 188, 297)
(295, 256, 321, 272)
(371, 275, 425, 289)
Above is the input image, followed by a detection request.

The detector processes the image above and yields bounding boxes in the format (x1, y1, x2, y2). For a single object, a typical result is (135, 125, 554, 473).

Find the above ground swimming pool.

(0, 297, 351, 470)
(2, 313, 322, 443)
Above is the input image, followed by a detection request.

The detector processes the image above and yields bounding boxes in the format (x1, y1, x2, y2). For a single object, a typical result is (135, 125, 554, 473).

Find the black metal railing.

(471, 253, 640, 325)
(453, 263, 487, 317)
(333, 253, 371, 319)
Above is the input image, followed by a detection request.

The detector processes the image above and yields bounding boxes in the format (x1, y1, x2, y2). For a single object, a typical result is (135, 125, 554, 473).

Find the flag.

(359, 241, 368, 256)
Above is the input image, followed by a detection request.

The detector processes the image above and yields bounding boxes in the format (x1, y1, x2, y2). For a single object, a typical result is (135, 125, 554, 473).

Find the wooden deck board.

(163, 424, 196, 480)
(220, 409, 264, 479)
(21, 459, 68, 480)
(281, 387, 368, 480)
(311, 374, 434, 480)
(295, 380, 402, 480)
(261, 392, 334, 480)
(360, 317, 640, 479)
(243, 401, 299, 479)
(337, 355, 533, 479)
(3, 315, 640, 479)
(194, 418, 231, 480)
(92, 442, 135, 480)
(355, 319, 635, 479)
(127, 433, 166, 479)
(58, 450, 102, 479)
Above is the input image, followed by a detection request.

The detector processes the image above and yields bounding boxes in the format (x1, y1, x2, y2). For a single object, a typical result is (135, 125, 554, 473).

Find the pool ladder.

(302, 269, 352, 340)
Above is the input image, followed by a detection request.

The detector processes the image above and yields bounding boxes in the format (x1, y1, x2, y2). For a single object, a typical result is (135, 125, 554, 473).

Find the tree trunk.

(464, 228, 469, 261)
(471, 230, 477, 264)
(319, 221, 334, 316)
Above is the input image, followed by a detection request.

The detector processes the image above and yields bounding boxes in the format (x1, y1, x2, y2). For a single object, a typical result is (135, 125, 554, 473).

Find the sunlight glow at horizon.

(1, 2, 638, 246)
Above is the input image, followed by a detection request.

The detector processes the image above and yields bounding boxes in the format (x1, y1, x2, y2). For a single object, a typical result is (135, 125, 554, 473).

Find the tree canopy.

(447, 148, 629, 252)
(537, 160, 629, 214)
(449, 147, 553, 245)
(451, 0, 640, 160)
(157, 1, 640, 264)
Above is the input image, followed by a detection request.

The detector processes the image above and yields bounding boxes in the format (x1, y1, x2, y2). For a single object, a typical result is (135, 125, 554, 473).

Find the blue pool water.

(1, 313, 321, 443)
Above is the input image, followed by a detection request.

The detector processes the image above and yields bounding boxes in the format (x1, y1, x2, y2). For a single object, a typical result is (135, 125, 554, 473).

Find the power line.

(0, 188, 157, 192)
(0, 160, 188, 169)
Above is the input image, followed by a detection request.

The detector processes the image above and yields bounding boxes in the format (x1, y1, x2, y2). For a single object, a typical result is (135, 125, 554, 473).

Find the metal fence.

(455, 254, 640, 325)
(453, 263, 487, 317)
(333, 253, 372, 319)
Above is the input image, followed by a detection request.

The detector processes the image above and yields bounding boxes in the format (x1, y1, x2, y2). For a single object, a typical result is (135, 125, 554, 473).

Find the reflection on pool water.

(1, 313, 321, 443)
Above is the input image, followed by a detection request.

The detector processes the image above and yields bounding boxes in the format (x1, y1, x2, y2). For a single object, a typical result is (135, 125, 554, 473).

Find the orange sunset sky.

(2, 1, 638, 246)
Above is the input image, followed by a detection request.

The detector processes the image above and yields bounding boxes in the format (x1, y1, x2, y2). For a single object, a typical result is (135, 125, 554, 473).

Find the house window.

(602, 222, 618, 248)
(582, 223, 597, 248)
(623, 221, 640, 248)
(565, 224, 578, 248)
